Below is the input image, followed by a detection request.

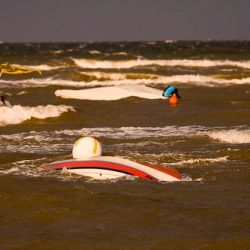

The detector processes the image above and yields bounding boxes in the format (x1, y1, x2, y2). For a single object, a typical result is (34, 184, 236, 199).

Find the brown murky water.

(1, 42, 250, 249)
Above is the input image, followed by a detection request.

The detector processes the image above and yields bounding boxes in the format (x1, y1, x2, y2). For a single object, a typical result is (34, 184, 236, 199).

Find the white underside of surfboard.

(55, 85, 165, 100)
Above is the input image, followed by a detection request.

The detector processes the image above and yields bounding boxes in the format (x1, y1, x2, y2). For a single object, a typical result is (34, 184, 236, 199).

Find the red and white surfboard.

(43, 156, 181, 181)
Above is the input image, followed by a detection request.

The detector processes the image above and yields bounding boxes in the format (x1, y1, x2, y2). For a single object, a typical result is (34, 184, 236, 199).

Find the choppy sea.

(0, 41, 250, 249)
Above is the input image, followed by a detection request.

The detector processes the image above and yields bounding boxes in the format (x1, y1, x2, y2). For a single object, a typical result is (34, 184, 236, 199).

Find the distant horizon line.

(1, 39, 250, 44)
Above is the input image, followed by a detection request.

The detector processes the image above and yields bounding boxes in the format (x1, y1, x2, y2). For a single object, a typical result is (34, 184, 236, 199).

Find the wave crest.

(208, 129, 250, 144)
(0, 105, 75, 126)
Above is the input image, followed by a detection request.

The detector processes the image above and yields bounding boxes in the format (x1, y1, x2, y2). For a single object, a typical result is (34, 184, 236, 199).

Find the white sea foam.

(0, 125, 204, 142)
(0, 167, 19, 174)
(1, 73, 250, 88)
(170, 156, 228, 166)
(71, 126, 207, 139)
(80, 71, 159, 80)
(0, 159, 73, 179)
(2, 126, 248, 143)
(89, 50, 101, 54)
(208, 129, 250, 143)
(1, 126, 248, 156)
(0, 105, 75, 126)
(0, 126, 202, 154)
(81, 72, 250, 86)
(73, 58, 250, 70)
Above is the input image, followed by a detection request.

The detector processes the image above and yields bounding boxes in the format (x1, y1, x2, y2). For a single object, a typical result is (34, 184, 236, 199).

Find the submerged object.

(0, 62, 41, 76)
(42, 137, 181, 181)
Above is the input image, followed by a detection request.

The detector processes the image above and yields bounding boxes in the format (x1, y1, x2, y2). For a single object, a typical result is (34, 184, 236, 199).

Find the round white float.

(72, 136, 102, 158)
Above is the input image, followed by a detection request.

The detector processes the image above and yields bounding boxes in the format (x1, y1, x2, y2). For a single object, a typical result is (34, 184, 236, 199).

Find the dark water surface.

(0, 41, 250, 249)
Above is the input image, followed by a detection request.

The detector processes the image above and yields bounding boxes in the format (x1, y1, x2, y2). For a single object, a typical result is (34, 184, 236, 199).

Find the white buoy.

(72, 137, 102, 158)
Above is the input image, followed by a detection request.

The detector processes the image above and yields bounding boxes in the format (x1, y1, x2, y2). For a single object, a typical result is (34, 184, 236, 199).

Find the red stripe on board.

(138, 162, 181, 180)
(45, 160, 157, 181)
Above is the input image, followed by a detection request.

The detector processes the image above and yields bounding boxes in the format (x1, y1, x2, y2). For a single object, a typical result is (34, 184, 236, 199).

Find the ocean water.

(0, 41, 250, 249)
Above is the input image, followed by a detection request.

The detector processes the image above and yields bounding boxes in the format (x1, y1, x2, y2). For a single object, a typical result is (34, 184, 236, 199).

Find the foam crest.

(69, 126, 207, 139)
(78, 72, 250, 85)
(0, 167, 19, 174)
(0, 125, 204, 152)
(74, 58, 143, 69)
(80, 71, 158, 80)
(208, 129, 250, 144)
(1, 73, 250, 88)
(73, 58, 250, 69)
(171, 156, 228, 166)
(0, 105, 75, 126)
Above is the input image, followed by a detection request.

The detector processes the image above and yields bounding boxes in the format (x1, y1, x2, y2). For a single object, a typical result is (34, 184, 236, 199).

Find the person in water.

(162, 86, 181, 104)
(0, 95, 12, 107)
(162, 86, 181, 98)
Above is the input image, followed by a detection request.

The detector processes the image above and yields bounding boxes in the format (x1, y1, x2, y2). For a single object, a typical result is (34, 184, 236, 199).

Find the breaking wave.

(73, 58, 250, 70)
(208, 129, 250, 144)
(0, 105, 75, 126)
